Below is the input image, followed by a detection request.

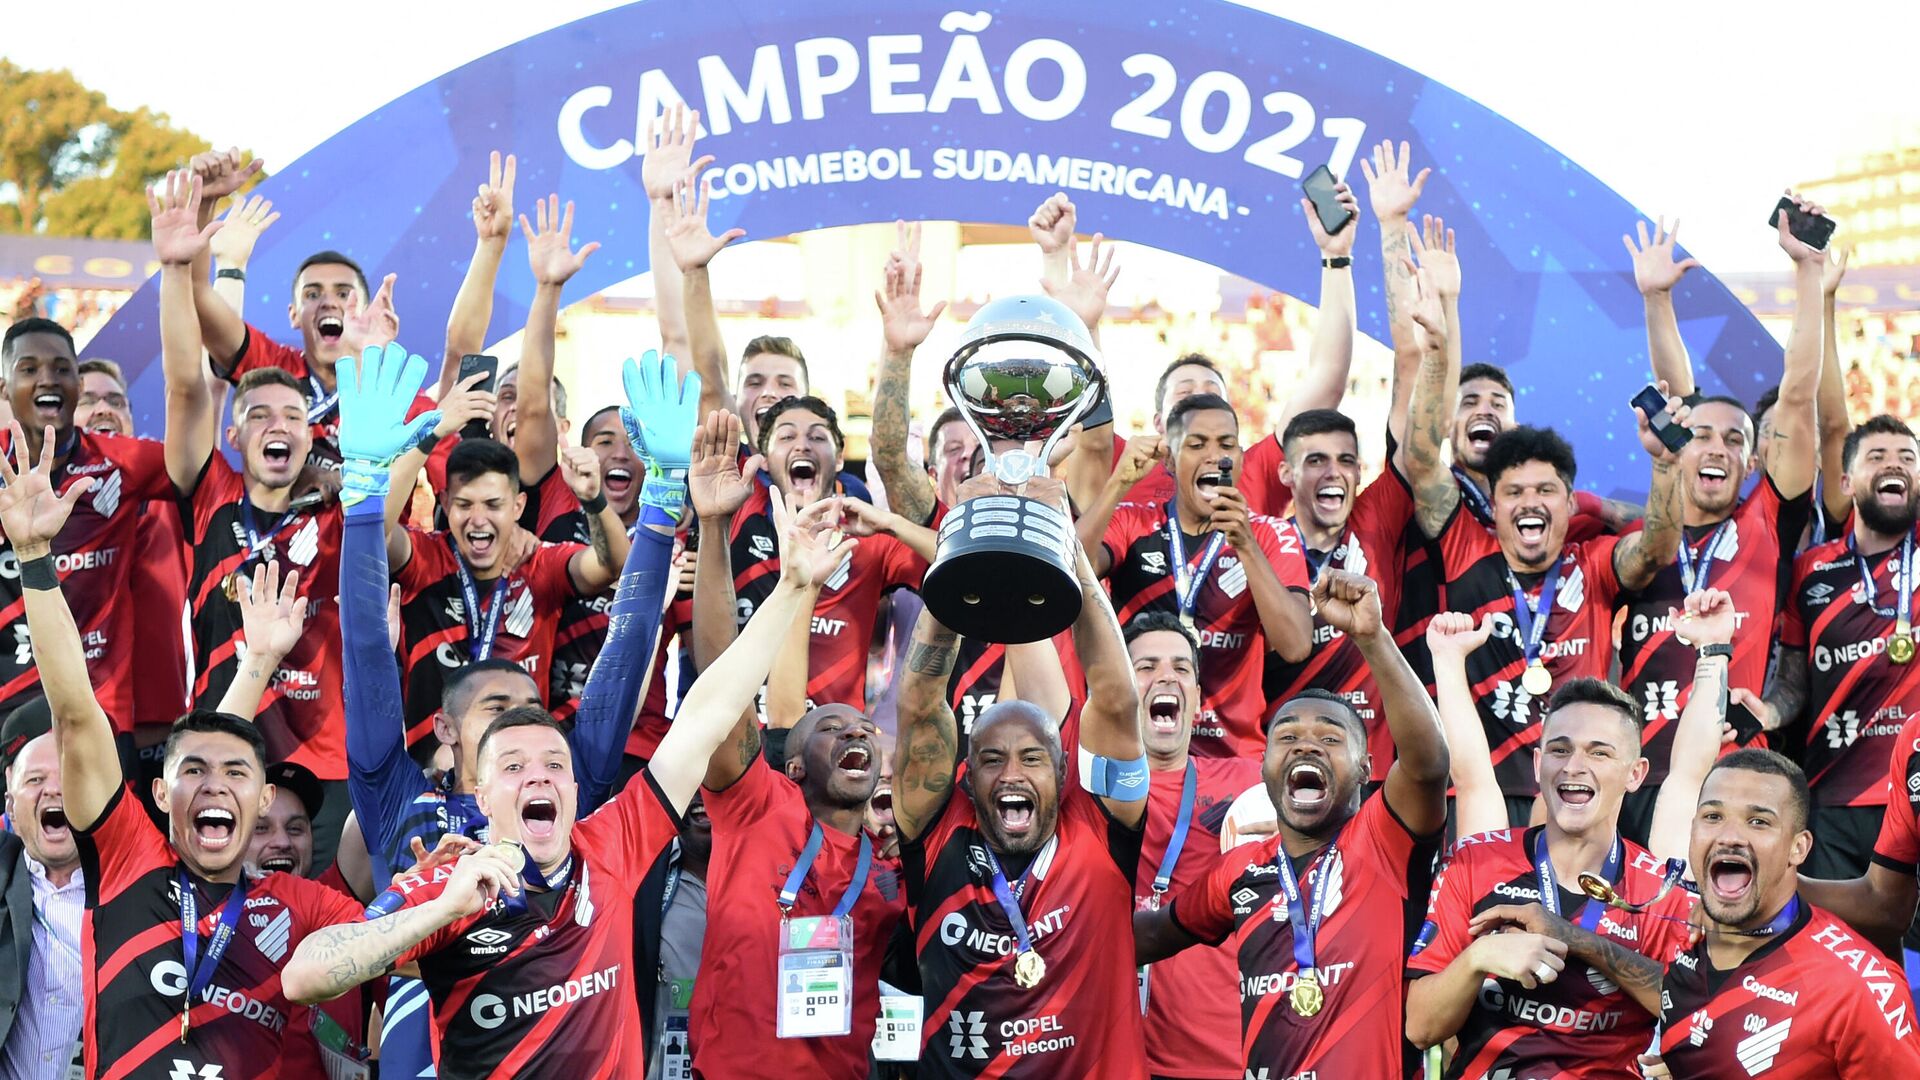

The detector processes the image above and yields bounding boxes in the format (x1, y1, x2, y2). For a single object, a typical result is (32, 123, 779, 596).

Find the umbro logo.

(748, 534, 776, 561)
(1230, 887, 1260, 909)
(468, 927, 513, 947)
(1806, 582, 1834, 601)
(1140, 551, 1167, 575)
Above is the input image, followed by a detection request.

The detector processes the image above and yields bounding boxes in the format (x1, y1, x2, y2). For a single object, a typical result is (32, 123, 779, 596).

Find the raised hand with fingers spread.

(1623, 216, 1699, 295)
(0, 422, 95, 556)
(642, 103, 712, 202)
(336, 343, 441, 509)
(521, 194, 601, 287)
(619, 350, 702, 525)
(208, 193, 280, 270)
(687, 409, 760, 520)
(148, 169, 225, 267)
(662, 167, 746, 272)
(1359, 139, 1430, 223)
(1040, 233, 1120, 332)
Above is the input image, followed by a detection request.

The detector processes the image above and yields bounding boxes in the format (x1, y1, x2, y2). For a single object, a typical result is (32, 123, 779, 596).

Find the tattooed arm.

(1400, 263, 1461, 540)
(1751, 645, 1811, 736)
(1468, 902, 1666, 1016)
(1361, 140, 1430, 447)
(893, 604, 962, 844)
(872, 223, 945, 528)
(1612, 394, 1689, 591)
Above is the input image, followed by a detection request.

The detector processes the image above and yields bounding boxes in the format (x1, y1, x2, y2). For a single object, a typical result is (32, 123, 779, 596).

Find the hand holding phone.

(1301, 165, 1356, 238)
(455, 354, 499, 441)
(1631, 384, 1691, 455)
(1767, 195, 1836, 252)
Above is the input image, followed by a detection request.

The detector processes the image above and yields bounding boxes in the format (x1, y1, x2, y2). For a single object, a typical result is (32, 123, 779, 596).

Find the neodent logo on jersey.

(468, 965, 622, 1029)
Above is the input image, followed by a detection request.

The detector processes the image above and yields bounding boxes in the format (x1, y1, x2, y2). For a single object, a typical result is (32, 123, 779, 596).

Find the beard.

(1856, 493, 1920, 536)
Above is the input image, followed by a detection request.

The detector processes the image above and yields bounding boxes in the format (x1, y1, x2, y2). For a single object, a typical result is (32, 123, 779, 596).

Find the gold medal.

(221, 572, 241, 603)
(180, 1007, 190, 1044)
(1892, 633, 1916, 665)
(1013, 949, 1046, 989)
(1521, 661, 1552, 697)
(1290, 972, 1324, 1017)
(1180, 611, 1197, 634)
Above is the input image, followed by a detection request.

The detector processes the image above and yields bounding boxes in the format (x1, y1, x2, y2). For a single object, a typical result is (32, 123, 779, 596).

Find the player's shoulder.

(1193, 755, 1261, 793)
(1108, 499, 1162, 533)
(1788, 905, 1918, 1017)
(252, 868, 362, 920)
(1442, 826, 1524, 866)
(1794, 535, 1852, 580)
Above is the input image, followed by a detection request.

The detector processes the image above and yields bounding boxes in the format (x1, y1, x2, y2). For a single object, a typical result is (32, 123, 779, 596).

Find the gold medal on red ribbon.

(1521, 661, 1553, 697)
(1290, 971, 1324, 1017)
(1891, 626, 1915, 665)
(1013, 949, 1046, 989)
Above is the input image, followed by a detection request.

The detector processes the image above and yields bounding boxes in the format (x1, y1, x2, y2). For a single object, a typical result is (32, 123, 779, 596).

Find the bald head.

(969, 700, 1064, 770)
(789, 703, 866, 751)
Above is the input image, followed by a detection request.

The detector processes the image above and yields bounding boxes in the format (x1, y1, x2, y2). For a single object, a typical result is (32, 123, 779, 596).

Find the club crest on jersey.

(575, 864, 594, 926)
(253, 907, 292, 962)
(1587, 966, 1620, 995)
(286, 517, 320, 567)
(1558, 565, 1586, 612)
(1217, 556, 1247, 598)
(503, 588, 536, 638)
(91, 467, 123, 518)
(748, 534, 776, 561)
(824, 552, 852, 592)
(1736, 1015, 1791, 1073)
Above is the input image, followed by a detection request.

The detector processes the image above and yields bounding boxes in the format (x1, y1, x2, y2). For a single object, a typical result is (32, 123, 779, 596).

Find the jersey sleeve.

(579, 767, 685, 875)
(76, 783, 172, 906)
(1254, 515, 1311, 592)
(702, 754, 790, 827)
(877, 533, 930, 591)
(218, 323, 307, 382)
(183, 454, 246, 538)
(1873, 726, 1920, 873)
(1640, 885, 1699, 967)
(390, 867, 476, 966)
(1350, 791, 1423, 896)
(107, 435, 177, 502)
(393, 528, 453, 597)
(281, 872, 373, 936)
(536, 542, 587, 602)
(1779, 554, 1815, 650)
(1580, 534, 1626, 611)
(1101, 503, 1151, 571)
(1405, 844, 1478, 975)
(1835, 977, 1920, 1068)
(1239, 436, 1293, 518)
(1167, 843, 1265, 947)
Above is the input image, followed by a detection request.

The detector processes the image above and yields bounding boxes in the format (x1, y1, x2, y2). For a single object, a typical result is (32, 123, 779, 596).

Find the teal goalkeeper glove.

(338, 342, 440, 509)
(617, 350, 700, 525)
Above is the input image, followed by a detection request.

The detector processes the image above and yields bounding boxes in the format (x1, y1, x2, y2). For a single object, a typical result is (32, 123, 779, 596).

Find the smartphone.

(1631, 385, 1691, 454)
(1301, 165, 1354, 236)
(1767, 197, 1836, 251)
(1726, 699, 1766, 746)
(1218, 458, 1234, 486)
(456, 353, 499, 441)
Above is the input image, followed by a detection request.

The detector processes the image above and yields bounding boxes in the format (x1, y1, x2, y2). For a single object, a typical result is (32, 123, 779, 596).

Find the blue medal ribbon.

(1289, 518, 1339, 585)
(1848, 529, 1916, 626)
(778, 824, 873, 919)
(1533, 830, 1621, 933)
(178, 871, 249, 1032)
(448, 536, 512, 661)
(1507, 557, 1565, 673)
(238, 498, 291, 564)
(1675, 519, 1734, 593)
(1149, 764, 1198, 901)
(1453, 468, 1494, 526)
(1167, 502, 1228, 625)
(308, 374, 340, 425)
(1274, 834, 1340, 979)
(982, 843, 1047, 962)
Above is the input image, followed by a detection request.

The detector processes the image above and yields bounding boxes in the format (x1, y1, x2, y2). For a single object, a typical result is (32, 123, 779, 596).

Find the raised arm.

(1216, 495, 1312, 662)
(213, 562, 309, 720)
(0, 426, 116, 828)
(1624, 216, 1702, 398)
(1004, 639, 1070, 723)
(207, 193, 279, 326)
(185, 148, 264, 367)
(517, 194, 601, 483)
(559, 445, 631, 594)
(1817, 247, 1853, 522)
(652, 490, 852, 813)
(1648, 588, 1736, 868)
(839, 496, 937, 563)
(641, 106, 706, 364)
(1425, 612, 1506, 838)
(1764, 191, 1830, 502)
(1274, 181, 1360, 431)
(1359, 140, 1430, 445)
(1321, 570, 1448, 836)
(1743, 643, 1809, 745)
(1612, 388, 1688, 591)
(765, 572, 817, 733)
(341, 343, 446, 575)
(871, 221, 949, 528)
(892, 603, 963, 844)
(662, 166, 747, 425)
(1076, 435, 1162, 574)
(1399, 252, 1462, 539)
(686, 409, 771, 792)
(438, 151, 515, 398)
(1054, 481, 1147, 826)
(152, 170, 225, 493)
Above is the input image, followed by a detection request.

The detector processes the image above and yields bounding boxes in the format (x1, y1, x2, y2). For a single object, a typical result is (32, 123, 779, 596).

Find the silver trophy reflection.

(921, 295, 1104, 643)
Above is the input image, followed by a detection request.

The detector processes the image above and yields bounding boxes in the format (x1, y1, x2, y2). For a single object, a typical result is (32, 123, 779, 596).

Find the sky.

(7, 0, 1918, 273)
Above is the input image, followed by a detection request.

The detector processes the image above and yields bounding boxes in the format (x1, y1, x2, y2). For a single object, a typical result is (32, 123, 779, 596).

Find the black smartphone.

(1631, 384, 1691, 454)
(1726, 699, 1766, 746)
(1301, 164, 1354, 236)
(1218, 458, 1234, 486)
(456, 353, 499, 441)
(1768, 197, 1836, 251)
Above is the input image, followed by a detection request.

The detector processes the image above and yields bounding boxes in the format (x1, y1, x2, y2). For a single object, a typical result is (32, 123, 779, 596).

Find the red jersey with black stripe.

(225, 324, 435, 470)
(727, 484, 928, 712)
(1110, 432, 1293, 517)
(1779, 530, 1920, 806)
(0, 429, 172, 730)
(1406, 827, 1693, 1078)
(1657, 900, 1920, 1074)
(181, 456, 346, 779)
(394, 530, 584, 752)
(130, 499, 191, 730)
(1617, 479, 1810, 781)
(1168, 792, 1440, 1079)
(1872, 714, 1920, 874)
(1262, 468, 1416, 781)
(903, 785, 1146, 1078)
(1431, 517, 1626, 797)
(691, 758, 906, 1078)
(74, 783, 364, 1080)
(1135, 757, 1260, 1080)
(1102, 504, 1311, 758)
(390, 769, 682, 1079)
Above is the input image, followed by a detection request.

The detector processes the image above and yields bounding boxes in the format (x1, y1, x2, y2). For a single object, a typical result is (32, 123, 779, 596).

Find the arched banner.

(89, 0, 1777, 499)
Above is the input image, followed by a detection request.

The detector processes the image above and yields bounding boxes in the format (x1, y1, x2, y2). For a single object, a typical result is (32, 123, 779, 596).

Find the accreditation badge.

(776, 915, 854, 1039)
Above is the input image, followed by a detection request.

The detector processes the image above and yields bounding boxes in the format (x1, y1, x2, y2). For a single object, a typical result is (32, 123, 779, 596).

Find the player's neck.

(19, 424, 75, 467)
(307, 356, 338, 392)
(175, 849, 245, 886)
(1146, 741, 1189, 773)
(1682, 499, 1734, 529)
(1543, 819, 1614, 886)
(806, 797, 866, 838)
(1706, 891, 1797, 969)
(1501, 542, 1566, 577)
(1459, 464, 1489, 494)
(1294, 515, 1343, 554)
(678, 845, 709, 882)
(246, 478, 294, 514)
(1278, 822, 1334, 860)
(1851, 516, 1911, 557)
(37, 856, 80, 889)
(1174, 502, 1211, 536)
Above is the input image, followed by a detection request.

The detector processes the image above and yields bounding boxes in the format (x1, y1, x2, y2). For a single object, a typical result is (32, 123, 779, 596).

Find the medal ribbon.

(777, 824, 873, 919)
(1289, 518, 1340, 585)
(1275, 834, 1341, 978)
(1848, 530, 1916, 628)
(178, 872, 249, 1026)
(1453, 467, 1494, 525)
(982, 840, 1051, 963)
(1752, 896, 1799, 937)
(1507, 557, 1565, 675)
(448, 535, 512, 661)
(1675, 519, 1735, 593)
(1149, 764, 1198, 899)
(238, 498, 292, 563)
(1533, 831, 1621, 933)
(307, 374, 340, 425)
(1167, 501, 1228, 625)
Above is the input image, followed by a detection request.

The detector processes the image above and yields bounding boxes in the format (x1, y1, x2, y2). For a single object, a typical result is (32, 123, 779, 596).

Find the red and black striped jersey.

(390, 769, 682, 1079)
(0, 429, 172, 730)
(1779, 531, 1920, 806)
(1406, 827, 1693, 1078)
(1872, 714, 1920, 873)
(1262, 468, 1416, 781)
(181, 455, 346, 779)
(1134, 757, 1260, 1080)
(691, 758, 906, 1078)
(1102, 505, 1311, 759)
(224, 324, 436, 471)
(129, 498, 191, 731)
(1168, 792, 1439, 1079)
(74, 784, 363, 1080)
(1430, 517, 1626, 797)
(727, 484, 927, 713)
(902, 784, 1146, 1078)
(1657, 900, 1920, 1074)
(1617, 479, 1810, 781)
(394, 530, 583, 752)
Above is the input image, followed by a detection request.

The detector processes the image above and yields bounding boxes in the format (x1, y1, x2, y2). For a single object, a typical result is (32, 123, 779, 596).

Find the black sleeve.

(761, 727, 790, 772)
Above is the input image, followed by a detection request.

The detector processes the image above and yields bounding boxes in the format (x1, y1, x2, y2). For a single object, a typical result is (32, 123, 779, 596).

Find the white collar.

(23, 854, 83, 893)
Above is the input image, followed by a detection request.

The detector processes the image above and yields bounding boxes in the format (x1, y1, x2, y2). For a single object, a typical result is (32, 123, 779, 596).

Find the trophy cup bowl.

(921, 295, 1104, 644)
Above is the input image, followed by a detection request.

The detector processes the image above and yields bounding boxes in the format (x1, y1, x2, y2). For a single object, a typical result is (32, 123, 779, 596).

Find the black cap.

(265, 761, 325, 820)
(0, 697, 52, 780)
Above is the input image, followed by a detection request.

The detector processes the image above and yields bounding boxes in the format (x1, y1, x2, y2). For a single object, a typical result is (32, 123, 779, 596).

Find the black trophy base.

(922, 495, 1081, 644)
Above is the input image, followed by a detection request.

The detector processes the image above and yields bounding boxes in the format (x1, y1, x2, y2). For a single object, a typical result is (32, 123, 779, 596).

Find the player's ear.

(287, 298, 300, 329)
(784, 755, 805, 784)
(225, 422, 239, 451)
(1788, 827, 1814, 871)
(1624, 756, 1650, 794)
(432, 710, 459, 750)
(258, 781, 277, 818)
(151, 775, 170, 815)
(512, 491, 527, 519)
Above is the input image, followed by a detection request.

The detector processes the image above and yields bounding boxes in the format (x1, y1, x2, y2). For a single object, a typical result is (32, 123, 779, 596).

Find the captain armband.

(1078, 746, 1150, 802)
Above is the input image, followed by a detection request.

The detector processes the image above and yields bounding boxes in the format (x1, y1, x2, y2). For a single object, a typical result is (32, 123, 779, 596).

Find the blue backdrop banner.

(87, 0, 1779, 499)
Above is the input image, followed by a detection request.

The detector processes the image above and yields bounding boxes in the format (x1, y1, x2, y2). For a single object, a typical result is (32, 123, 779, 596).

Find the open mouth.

(1195, 470, 1223, 500)
(869, 785, 894, 821)
(1876, 474, 1910, 502)
(1555, 782, 1595, 807)
(192, 807, 237, 850)
(1285, 760, 1330, 808)
(1707, 851, 1755, 903)
(1314, 484, 1346, 515)
(685, 801, 710, 828)
(521, 797, 559, 840)
(835, 741, 873, 780)
(603, 466, 634, 497)
(994, 790, 1036, 834)
(787, 457, 821, 494)
(464, 526, 497, 561)
(32, 392, 63, 417)
(258, 854, 298, 874)
(1514, 513, 1547, 543)
(262, 439, 293, 466)
(38, 806, 69, 840)
(1698, 464, 1728, 486)
(85, 416, 123, 435)
(317, 316, 344, 343)
(1467, 420, 1498, 451)
(1147, 693, 1182, 734)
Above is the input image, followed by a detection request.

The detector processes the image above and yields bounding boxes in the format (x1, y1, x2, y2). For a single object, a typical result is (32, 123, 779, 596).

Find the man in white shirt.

(0, 699, 84, 1080)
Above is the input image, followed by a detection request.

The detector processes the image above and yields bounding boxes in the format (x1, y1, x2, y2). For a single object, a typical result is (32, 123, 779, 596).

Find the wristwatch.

(1698, 643, 1732, 660)
(216, 268, 246, 281)
(1321, 257, 1352, 269)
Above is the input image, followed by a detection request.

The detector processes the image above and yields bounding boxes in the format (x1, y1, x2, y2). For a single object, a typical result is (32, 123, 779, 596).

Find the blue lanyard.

(1274, 833, 1341, 975)
(238, 498, 291, 562)
(1810, 476, 1827, 547)
(1676, 519, 1735, 593)
(1289, 519, 1337, 585)
(777, 824, 872, 919)
(982, 843, 1045, 959)
(1507, 557, 1565, 669)
(1751, 896, 1800, 938)
(1166, 503, 1228, 621)
(448, 536, 512, 661)
(1533, 831, 1620, 933)
(1453, 468, 1494, 526)
(1849, 530, 1916, 625)
(1150, 764, 1198, 898)
(178, 872, 249, 1016)
(307, 374, 340, 425)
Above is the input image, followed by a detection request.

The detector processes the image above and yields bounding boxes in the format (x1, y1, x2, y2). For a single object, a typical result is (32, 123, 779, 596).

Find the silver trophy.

(921, 295, 1105, 644)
